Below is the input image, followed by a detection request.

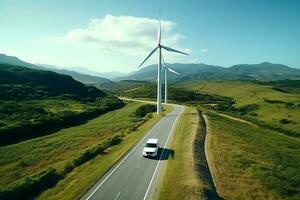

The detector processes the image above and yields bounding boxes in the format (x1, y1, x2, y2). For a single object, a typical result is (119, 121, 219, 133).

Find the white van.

(143, 138, 159, 157)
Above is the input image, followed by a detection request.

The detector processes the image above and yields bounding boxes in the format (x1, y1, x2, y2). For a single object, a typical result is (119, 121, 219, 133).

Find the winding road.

(81, 103, 184, 200)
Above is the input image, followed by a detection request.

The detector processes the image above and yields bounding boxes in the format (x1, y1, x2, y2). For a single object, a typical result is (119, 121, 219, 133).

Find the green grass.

(31, 99, 89, 113)
(0, 101, 172, 199)
(204, 110, 300, 199)
(181, 80, 300, 135)
(36, 103, 172, 200)
(159, 107, 207, 200)
(0, 102, 165, 187)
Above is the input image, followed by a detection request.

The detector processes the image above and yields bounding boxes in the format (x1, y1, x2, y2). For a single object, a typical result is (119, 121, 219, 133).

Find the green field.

(203, 110, 300, 199)
(0, 101, 171, 199)
(159, 107, 206, 199)
(181, 80, 300, 135)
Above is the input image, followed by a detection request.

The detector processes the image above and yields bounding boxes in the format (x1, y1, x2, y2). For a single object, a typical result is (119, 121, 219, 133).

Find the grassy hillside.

(203, 110, 300, 199)
(0, 102, 168, 199)
(181, 81, 300, 137)
(262, 80, 300, 94)
(97, 80, 148, 92)
(121, 83, 231, 105)
(0, 64, 123, 145)
(0, 63, 106, 99)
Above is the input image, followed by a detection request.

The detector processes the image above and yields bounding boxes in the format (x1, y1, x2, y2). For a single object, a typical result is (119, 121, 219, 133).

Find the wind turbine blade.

(158, 11, 161, 44)
(161, 45, 189, 55)
(167, 68, 180, 75)
(161, 54, 166, 72)
(138, 46, 158, 68)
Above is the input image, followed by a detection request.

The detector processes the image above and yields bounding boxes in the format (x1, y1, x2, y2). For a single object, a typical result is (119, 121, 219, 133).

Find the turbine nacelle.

(138, 45, 188, 69)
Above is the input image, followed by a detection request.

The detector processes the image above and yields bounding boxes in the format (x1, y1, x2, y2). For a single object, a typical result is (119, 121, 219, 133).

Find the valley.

(0, 56, 299, 200)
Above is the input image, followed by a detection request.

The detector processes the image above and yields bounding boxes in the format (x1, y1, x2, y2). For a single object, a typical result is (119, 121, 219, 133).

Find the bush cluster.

(0, 168, 61, 200)
(72, 135, 123, 167)
(243, 116, 299, 138)
(214, 102, 260, 116)
(279, 118, 292, 124)
(264, 98, 295, 108)
(263, 98, 285, 104)
(132, 104, 156, 118)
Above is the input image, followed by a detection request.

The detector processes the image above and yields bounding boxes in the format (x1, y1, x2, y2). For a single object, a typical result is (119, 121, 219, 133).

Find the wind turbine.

(138, 14, 188, 114)
(161, 55, 180, 104)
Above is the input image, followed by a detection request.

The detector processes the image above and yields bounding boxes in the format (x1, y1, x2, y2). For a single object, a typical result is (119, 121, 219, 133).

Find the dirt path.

(196, 111, 223, 200)
(210, 110, 256, 127)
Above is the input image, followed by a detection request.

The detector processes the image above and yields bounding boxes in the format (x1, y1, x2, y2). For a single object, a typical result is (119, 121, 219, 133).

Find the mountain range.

(117, 62, 300, 82)
(1, 53, 300, 84)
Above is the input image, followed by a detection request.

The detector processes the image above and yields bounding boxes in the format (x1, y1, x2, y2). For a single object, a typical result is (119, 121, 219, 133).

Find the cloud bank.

(50, 15, 190, 56)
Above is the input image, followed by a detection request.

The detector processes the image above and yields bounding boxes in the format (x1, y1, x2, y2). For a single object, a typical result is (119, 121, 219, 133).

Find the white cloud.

(48, 15, 190, 56)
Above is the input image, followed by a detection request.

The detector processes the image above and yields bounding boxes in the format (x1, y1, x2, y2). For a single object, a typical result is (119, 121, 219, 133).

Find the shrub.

(132, 104, 156, 118)
(73, 135, 123, 167)
(263, 98, 285, 104)
(0, 168, 61, 200)
(214, 102, 259, 116)
(280, 119, 292, 124)
(285, 102, 294, 107)
(237, 104, 260, 115)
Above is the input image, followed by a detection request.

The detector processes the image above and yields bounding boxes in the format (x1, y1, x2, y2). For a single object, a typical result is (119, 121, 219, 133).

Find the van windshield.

(145, 143, 157, 148)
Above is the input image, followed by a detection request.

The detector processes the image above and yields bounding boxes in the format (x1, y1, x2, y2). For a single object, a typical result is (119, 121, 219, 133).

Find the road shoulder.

(157, 106, 206, 199)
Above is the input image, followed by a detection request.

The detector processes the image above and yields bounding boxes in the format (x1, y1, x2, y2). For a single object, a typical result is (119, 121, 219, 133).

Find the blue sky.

(0, 0, 299, 72)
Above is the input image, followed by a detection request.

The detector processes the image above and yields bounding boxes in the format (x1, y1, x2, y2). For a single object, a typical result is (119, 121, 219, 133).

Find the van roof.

(146, 138, 158, 144)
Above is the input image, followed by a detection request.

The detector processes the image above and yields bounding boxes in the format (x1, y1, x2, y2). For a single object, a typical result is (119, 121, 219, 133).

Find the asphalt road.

(81, 104, 184, 200)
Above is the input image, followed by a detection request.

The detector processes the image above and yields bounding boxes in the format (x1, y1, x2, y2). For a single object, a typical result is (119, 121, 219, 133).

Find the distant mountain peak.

(261, 61, 272, 64)
(0, 53, 26, 63)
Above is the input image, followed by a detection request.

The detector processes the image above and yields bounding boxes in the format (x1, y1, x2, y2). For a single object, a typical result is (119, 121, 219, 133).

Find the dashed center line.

(137, 162, 141, 168)
(114, 192, 121, 200)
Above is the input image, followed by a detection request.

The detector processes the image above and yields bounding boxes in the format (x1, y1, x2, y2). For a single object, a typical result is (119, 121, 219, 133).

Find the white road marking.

(137, 162, 141, 168)
(113, 192, 121, 200)
(85, 116, 166, 200)
(142, 106, 184, 200)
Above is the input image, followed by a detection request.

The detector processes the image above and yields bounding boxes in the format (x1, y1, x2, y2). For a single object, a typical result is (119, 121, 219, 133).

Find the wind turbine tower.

(162, 56, 180, 104)
(138, 13, 188, 114)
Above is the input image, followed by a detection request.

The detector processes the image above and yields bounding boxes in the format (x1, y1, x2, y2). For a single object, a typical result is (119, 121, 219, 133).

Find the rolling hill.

(0, 63, 106, 100)
(0, 63, 123, 146)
